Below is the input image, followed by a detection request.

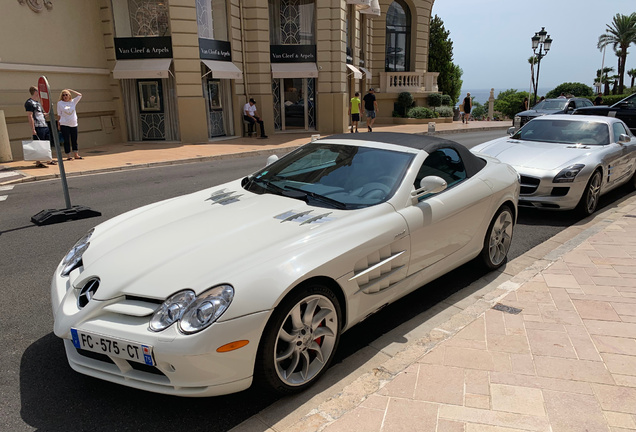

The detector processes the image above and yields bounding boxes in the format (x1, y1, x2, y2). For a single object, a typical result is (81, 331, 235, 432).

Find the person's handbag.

(22, 140, 52, 161)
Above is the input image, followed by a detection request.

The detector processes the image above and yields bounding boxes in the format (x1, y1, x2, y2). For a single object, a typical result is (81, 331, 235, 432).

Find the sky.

(431, 0, 636, 92)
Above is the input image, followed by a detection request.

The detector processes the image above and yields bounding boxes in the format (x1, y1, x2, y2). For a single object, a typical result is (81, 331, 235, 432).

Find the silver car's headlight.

(553, 164, 585, 183)
(61, 229, 94, 277)
(149, 285, 234, 334)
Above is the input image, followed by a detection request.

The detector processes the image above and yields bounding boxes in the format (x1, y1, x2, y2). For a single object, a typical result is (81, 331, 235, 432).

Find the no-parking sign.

(38, 76, 51, 114)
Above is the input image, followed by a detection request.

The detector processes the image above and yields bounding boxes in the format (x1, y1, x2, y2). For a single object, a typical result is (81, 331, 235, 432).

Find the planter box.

(392, 117, 453, 125)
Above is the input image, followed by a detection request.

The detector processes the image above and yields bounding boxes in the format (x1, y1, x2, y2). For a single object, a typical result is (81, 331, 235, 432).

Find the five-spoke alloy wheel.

(577, 170, 602, 217)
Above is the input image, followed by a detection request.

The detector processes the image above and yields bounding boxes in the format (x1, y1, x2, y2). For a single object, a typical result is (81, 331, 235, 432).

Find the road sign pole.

(49, 101, 72, 209)
(31, 76, 101, 225)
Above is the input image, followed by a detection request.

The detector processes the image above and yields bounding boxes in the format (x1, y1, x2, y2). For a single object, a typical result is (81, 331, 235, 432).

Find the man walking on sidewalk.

(363, 88, 378, 132)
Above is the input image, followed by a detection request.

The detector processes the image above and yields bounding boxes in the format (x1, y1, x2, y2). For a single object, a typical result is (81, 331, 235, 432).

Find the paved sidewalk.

(0, 120, 509, 186)
(232, 196, 636, 432)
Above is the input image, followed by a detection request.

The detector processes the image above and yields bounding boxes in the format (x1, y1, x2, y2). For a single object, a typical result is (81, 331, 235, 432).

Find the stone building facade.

(0, 0, 438, 161)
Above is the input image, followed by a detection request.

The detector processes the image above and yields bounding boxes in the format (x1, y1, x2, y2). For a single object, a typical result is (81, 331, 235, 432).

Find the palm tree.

(598, 13, 636, 94)
(628, 68, 636, 89)
(528, 56, 537, 99)
(595, 67, 615, 95)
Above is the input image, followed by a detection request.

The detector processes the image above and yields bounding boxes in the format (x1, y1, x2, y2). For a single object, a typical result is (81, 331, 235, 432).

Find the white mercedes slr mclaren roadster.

(51, 132, 520, 397)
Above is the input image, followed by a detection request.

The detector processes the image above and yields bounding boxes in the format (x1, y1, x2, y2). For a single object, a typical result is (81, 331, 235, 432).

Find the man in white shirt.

(243, 98, 267, 138)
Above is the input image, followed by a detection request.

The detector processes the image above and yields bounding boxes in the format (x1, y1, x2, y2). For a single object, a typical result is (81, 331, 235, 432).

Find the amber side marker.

(217, 340, 250, 352)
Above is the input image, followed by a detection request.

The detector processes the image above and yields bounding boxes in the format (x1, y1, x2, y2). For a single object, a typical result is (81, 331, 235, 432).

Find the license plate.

(71, 328, 155, 366)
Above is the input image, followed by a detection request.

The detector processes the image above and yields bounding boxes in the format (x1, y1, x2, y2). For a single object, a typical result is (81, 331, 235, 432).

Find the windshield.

(532, 99, 567, 111)
(512, 119, 610, 145)
(243, 143, 414, 209)
(612, 93, 636, 109)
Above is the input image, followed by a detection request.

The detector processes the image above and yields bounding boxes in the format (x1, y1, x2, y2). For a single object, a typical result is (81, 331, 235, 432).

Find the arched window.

(385, 0, 411, 72)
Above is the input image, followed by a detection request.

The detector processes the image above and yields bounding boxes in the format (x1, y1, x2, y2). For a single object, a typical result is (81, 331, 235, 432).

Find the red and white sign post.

(31, 76, 101, 225)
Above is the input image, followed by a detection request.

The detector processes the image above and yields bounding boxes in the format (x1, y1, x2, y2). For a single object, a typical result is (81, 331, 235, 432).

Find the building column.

(170, 0, 208, 143)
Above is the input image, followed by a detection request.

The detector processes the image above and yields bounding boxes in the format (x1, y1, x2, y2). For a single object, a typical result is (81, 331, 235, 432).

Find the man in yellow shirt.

(349, 92, 361, 133)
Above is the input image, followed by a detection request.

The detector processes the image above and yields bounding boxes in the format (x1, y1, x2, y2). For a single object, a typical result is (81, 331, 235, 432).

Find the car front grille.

(76, 348, 166, 377)
(519, 175, 540, 195)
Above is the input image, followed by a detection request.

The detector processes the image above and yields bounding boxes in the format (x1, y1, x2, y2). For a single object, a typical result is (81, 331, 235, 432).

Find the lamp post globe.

(531, 27, 552, 106)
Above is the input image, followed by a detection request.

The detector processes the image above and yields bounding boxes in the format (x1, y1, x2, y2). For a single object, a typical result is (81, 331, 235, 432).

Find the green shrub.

(441, 94, 452, 106)
(397, 92, 415, 116)
(437, 106, 454, 117)
(392, 110, 402, 118)
(427, 93, 442, 111)
(407, 107, 438, 119)
(584, 93, 631, 106)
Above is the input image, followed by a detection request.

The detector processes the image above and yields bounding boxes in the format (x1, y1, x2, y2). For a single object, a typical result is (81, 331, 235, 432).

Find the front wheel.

(255, 284, 341, 395)
(576, 170, 602, 217)
(480, 205, 514, 270)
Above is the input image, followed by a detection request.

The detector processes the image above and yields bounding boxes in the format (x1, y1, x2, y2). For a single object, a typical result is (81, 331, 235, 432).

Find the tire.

(576, 170, 602, 217)
(255, 284, 342, 395)
(480, 204, 514, 270)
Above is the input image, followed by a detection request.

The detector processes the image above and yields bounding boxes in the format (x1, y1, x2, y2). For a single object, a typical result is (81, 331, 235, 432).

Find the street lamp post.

(531, 27, 552, 106)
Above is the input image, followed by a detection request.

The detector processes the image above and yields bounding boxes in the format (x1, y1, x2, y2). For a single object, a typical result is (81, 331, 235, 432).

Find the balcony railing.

(379, 71, 439, 93)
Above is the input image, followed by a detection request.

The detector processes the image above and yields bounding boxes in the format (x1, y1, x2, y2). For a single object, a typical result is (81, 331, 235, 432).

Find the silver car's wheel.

(256, 285, 341, 394)
(480, 205, 514, 270)
(577, 170, 602, 216)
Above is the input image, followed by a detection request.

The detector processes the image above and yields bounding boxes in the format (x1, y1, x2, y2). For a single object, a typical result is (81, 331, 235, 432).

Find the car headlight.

(553, 164, 585, 183)
(149, 285, 234, 334)
(61, 229, 94, 277)
(180, 285, 234, 334)
(149, 290, 196, 332)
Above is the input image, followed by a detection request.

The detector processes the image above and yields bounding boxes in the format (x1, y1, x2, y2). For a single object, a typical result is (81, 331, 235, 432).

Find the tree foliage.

(493, 89, 529, 119)
(471, 101, 486, 120)
(545, 83, 594, 98)
(598, 13, 636, 94)
(397, 92, 414, 116)
(428, 93, 442, 111)
(428, 15, 462, 104)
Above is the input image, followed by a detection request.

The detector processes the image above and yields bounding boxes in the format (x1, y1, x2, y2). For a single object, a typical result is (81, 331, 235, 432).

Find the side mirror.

(507, 126, 515, 136)
(618, 133, 631, 144)
(411, 175, 447, 200)
(266, 155, 279, 166)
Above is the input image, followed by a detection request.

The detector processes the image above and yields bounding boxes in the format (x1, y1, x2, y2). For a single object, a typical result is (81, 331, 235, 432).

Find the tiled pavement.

(233, 200, 636, 432)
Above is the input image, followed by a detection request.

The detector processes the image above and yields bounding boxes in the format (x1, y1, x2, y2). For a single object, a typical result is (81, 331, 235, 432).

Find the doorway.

(272, 77, 315, 131)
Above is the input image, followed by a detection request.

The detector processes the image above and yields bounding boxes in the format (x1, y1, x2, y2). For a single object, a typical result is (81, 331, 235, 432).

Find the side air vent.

(206, 189, 243, 205)
(350, 239, 409, 294)
(274, 210, 335, 225)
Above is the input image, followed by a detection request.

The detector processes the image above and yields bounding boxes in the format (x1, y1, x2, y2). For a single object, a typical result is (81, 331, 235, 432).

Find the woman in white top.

(57, 89, 83, 160)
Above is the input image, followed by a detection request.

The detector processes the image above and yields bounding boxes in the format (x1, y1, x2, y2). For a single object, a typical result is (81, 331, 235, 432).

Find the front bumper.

(517, 172, 587, 210)
(51, 264, 272, 397)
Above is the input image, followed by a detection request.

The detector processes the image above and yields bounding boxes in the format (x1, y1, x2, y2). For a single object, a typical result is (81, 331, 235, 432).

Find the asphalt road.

(0, 129, 631, 432)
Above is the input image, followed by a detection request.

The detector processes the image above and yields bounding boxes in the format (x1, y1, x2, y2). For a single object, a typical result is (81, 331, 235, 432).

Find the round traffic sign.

(38, 76, 51, 114)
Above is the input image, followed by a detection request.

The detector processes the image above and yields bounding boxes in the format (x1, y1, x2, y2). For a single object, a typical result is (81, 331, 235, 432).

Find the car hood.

(76, 179, 359, 300)
(516, 108, 562, 117)
(472, 137, 601, 170)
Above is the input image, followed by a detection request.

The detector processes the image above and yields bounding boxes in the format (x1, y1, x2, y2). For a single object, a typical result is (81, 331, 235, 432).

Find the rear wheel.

(576, 170, 602, 217)
(480, 205, 514, 270)
(255, 284, 341, 394)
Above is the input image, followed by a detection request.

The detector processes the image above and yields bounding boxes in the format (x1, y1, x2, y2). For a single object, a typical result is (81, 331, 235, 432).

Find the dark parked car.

(573, 93, 636, 134)
(514, 97, 593, 130)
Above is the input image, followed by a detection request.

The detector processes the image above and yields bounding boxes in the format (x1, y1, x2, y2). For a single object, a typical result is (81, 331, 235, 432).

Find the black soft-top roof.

(322, 132, 486, 178)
